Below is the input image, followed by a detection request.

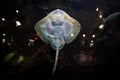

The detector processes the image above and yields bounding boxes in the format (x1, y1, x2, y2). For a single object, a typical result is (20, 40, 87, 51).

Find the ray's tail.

(53, 47, 59, 74)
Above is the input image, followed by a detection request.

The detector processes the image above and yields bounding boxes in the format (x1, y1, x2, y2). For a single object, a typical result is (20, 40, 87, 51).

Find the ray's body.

(34, 9, 81, 74)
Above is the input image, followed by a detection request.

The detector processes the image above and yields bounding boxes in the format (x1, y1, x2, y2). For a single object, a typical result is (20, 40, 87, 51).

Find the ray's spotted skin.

(34, 9, 81, 74)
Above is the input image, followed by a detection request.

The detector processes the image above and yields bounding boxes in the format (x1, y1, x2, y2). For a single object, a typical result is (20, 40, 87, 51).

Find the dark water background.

(0, 0, 120, 80)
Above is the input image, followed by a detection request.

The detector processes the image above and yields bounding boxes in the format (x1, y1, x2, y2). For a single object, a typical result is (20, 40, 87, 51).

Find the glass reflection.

(2, 18, 5, 21)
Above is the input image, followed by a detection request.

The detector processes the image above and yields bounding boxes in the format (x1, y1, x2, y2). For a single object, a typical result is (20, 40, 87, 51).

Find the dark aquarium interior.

(0, 0, 120, 80)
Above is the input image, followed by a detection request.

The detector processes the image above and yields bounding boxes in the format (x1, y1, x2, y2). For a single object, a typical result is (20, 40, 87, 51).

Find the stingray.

(103, 12, 120, 23)
(34, 9, 81, 74)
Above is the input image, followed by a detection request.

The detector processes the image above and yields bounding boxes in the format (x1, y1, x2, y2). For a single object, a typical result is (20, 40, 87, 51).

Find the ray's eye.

(51, 14, 64, 26)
